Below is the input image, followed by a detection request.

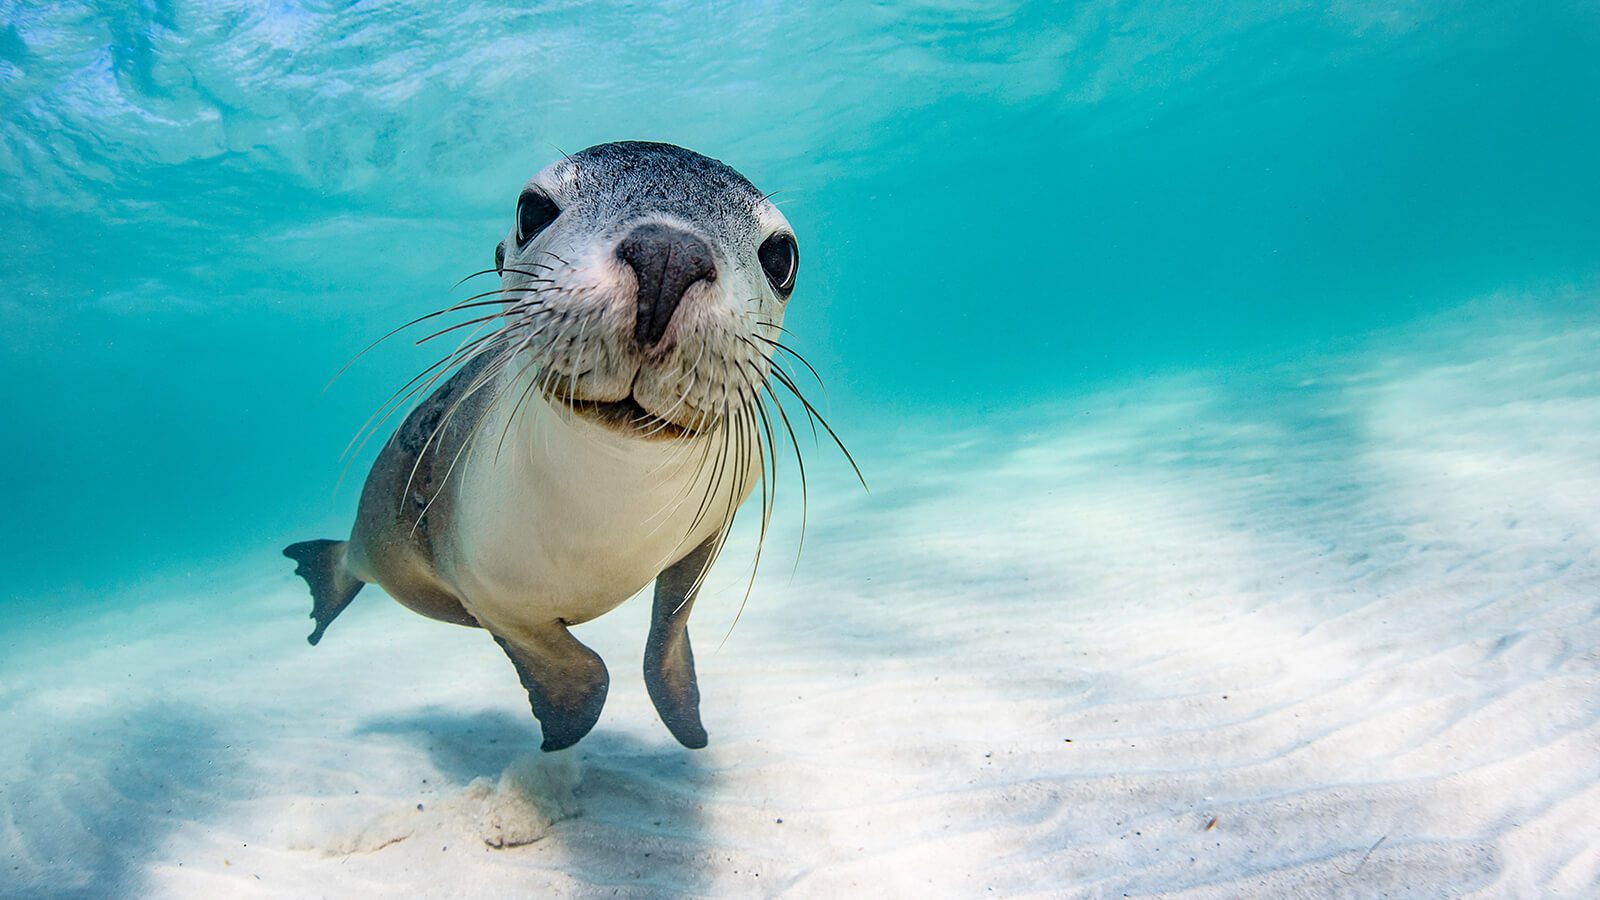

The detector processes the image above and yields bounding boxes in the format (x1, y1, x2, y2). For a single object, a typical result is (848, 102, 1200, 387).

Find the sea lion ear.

(494, 241, 505, 274)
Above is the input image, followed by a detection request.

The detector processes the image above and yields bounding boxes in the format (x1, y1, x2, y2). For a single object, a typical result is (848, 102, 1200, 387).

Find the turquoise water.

(5, 3, 1600, 896)
(4, 1, 1596, 606)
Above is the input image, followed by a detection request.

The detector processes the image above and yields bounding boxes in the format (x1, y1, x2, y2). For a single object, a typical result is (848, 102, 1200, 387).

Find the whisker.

(714, 403, 768, 647)
(766, 361, 866, 491)
(413, 300, 549, 346)
(341, 325, 517, 463)
(751, 333, 830, 396)
(323, 284, 547, 392)
(740, 351, 809, 573)
(452, 265, 554, 288)
(407, 353, 516, 535)
(335, 326, 521, 495)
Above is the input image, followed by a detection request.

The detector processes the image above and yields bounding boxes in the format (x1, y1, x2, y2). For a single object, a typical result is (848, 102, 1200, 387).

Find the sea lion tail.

(282, 539, 365, 646)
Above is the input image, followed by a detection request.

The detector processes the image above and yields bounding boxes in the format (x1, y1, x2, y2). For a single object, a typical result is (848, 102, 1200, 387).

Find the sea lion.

(284, 141, 813, 751)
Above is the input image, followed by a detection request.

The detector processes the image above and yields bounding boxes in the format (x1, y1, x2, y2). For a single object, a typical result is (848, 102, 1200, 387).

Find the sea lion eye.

(516, 190, 560, 246)
(757, 232, 798, 297)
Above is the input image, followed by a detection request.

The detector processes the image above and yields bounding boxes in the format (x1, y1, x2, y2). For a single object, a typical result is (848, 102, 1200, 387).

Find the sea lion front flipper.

(492, 625, 610, 752)
(645, 536, 719, 749)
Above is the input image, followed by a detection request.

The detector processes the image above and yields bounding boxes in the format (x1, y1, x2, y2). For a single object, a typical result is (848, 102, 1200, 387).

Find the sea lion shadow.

(6, 704, 240, 898)
(562, 728, 716, 890)
(359, 708, 714, 889)
(359, 706, 533, 783)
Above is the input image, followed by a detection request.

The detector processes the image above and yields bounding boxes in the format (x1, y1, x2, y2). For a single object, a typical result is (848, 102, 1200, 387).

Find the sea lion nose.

(617, 222, 715, 349)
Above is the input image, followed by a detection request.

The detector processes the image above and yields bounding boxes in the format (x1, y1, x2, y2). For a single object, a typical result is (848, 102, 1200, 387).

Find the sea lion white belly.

(447, 359, 758, 630)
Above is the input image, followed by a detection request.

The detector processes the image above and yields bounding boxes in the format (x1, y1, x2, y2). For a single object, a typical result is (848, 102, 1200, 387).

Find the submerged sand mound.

(303, 753, 581, 856)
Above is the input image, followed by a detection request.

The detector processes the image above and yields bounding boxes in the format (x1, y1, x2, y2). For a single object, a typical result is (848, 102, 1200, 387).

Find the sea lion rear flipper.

(644, 536, 719, 749)
(283, 539, 365, 645)
(492, 625, 610, 752)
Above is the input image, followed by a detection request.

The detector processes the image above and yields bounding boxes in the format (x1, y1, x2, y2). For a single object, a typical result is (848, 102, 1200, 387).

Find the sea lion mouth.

(561, 393, 698, 441)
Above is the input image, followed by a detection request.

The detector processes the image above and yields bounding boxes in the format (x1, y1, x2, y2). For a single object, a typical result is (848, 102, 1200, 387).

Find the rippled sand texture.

(3, 302, 1597, 898)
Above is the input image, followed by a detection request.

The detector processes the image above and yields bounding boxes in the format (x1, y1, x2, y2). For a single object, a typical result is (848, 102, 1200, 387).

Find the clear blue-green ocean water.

(6, 4, 1600, 897)
(2, 5, 1598, 617)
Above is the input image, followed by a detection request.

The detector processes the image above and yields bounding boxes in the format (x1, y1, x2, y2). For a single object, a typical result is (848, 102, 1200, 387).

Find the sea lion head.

(493, 141, 798, 440)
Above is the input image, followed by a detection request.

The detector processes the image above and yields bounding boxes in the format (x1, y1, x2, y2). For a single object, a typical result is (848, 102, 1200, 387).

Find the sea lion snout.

(616, 222, 716, 349)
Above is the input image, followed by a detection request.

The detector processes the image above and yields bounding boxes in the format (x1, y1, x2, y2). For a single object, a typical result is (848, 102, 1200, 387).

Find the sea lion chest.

(444, 397, 749, 627)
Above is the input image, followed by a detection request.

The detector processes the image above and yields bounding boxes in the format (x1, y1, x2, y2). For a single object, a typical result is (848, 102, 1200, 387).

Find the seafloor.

(3, 299, 1596, 897)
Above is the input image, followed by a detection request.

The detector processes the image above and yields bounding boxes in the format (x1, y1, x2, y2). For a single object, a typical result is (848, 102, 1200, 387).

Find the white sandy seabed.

(3, 298, 1599, 899)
